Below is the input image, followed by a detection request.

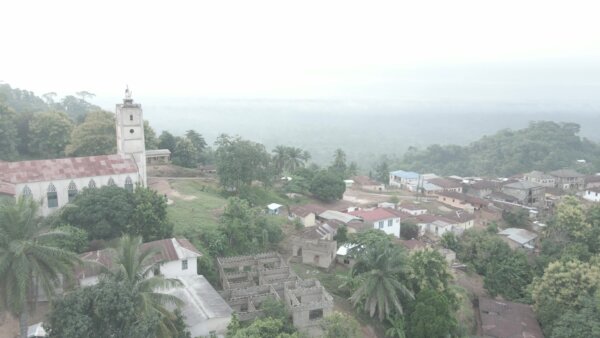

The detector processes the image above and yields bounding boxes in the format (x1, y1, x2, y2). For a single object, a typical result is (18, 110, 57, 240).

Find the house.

(549, 169, 585, 190)
(0, 90, 146, 216)
(377, 201, 396, 209)
(465, 180, 499, 198)
(501, 181, 545, 208)
(584, 187, 600, 202)
(389, 170, 420, 191)
(267, 203, 284, 215)
(288, 205, 320, 227)
(415, 213, 470, 238)
(352, 175, 385, 191)
(163, 275, 233, 337)
(498, 228, 537, 250)
(318, 210, 361, 224)
(443, 211, 475, 232)
(435, 191, 489, 213)
(343, 179, 354, 188)
(80, 238, 232, 336)
(198, 165, 217, 174)
(78, 238, 202, 286)
(478, 297, 544, 338)
(398, 202, 428, 216)
(336, 244, 357, 267)
(291, 236, 337, 269)
(426, 177, 463, 193)
(421, 182, 444, 195)
(217, 253, 333, 336)
(585, 174, 600, 189)
(348, 208, 401, 238)
(523, 170, 555, 187)
(145, 149, 171, 164)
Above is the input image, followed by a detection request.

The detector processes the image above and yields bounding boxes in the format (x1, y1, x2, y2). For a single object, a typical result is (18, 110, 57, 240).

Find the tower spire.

(124, 85, 133, 104)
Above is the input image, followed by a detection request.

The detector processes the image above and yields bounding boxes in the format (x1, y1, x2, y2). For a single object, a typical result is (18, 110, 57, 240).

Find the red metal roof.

(0, 181, 15, 195)
(0, 154, 138, 184)
(348, 208, 399, 222)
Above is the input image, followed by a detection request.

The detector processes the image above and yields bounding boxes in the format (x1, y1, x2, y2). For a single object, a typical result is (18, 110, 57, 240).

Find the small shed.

(267, 203, 283, 215)
(145, 149, 171, 164)
(336, 244, 358, 266)
(498, 228, 538, 250)
(27, 322, 47, 338)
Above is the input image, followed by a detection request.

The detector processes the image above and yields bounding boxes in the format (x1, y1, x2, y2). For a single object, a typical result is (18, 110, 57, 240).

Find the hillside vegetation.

(400, 121, 600, 176)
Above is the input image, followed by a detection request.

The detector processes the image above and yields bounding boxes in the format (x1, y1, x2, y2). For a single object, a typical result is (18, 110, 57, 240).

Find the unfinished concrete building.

(217, 252, 333, 336)
(291, 236, 337, 269)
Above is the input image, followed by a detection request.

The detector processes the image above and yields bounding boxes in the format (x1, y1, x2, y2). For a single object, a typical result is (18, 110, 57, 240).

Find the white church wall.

(16, 173, 139, 216)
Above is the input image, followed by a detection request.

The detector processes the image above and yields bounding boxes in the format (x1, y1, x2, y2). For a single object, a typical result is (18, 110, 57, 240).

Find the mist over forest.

(97, 97, 600, 170)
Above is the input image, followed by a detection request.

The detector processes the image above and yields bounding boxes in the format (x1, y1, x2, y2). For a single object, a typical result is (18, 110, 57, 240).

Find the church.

(0, 89, 147, 216)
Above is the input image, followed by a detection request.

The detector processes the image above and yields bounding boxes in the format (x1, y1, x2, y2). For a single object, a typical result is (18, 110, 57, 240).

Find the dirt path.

(148, 178, 197, 205)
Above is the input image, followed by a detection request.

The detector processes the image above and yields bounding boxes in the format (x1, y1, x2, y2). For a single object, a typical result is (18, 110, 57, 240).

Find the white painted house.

(584, 187, 600, 202)
(0, 88, 147, 216)
(77, 238, 233, 336)
(77, 238, 201, 286)
(389, 170, 420, 191)
(348, 208, 401, 238)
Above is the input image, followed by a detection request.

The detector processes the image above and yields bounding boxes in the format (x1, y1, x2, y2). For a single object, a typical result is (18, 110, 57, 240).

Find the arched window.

(88, 179, 96, 189)
(47, 183, 58, 208)
(22, 186, 32, 199)
(107, 178, 116, 186)
(125, 176, 133, 192)
(68, 181, 78, 202)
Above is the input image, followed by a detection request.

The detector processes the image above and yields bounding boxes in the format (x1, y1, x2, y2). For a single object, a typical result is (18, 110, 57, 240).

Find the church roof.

(0, 154, 138, 185)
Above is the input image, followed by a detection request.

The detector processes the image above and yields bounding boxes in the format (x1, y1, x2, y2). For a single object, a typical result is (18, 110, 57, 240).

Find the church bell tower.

(115, 87, 147, 186)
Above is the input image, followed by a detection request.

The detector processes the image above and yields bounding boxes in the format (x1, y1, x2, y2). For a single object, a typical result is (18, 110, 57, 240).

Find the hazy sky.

(2, 0, 600, 101)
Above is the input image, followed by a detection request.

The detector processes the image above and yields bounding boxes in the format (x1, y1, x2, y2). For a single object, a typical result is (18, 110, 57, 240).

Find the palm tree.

(0, 198, 79, 338)
(104, 235, 184, 338)
(285, 147, 306, 173)
(349, 244, 414, 321)
(272, 145, 289, 175)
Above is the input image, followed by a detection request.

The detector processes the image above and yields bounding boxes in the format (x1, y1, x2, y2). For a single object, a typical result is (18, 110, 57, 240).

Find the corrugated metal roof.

(145, 149, 171, 156)
(498, 228, 537, 245)
(0, 154, 138, 184)
(389, 170, 419, 179)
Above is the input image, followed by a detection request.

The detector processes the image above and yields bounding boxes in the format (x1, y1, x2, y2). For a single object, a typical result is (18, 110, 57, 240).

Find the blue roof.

(390, 170, 420, 179)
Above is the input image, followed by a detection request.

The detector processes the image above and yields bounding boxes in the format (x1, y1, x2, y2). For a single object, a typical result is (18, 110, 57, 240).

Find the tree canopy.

(401, 121, 600, 176)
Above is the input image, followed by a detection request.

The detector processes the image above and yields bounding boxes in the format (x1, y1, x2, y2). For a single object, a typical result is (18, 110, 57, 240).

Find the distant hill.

(399, 121, 600, 177)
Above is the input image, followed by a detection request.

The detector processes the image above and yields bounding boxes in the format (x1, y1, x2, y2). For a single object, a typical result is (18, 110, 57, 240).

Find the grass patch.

(168, 179, 227, 236)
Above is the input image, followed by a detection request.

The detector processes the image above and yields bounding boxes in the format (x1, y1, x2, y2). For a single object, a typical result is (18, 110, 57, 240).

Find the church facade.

(0, 89, 147, 216)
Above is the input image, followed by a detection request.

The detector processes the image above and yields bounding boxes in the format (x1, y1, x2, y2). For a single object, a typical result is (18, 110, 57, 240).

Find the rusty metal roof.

(0, 154, 138, 184)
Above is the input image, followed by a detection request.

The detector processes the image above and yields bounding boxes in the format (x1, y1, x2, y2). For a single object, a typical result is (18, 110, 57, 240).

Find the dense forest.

(4, 83, 600, 181)
(397, 121, 600, 177)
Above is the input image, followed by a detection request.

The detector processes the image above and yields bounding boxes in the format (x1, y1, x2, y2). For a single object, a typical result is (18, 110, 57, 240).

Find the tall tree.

(374, 156, 391, 184)
(408, 289, 458, 338)
(330, 148, 347, 177)
(532, 259, 600, 334)
(158, 131, 177, 153)
(172, 137, 199, 168)
(0, 103, 19, 160)
(104, 235, 184, 337)
(144, 120, 158, 150)
(272, 145, 289, 175)
(309, 171, 346, 201)
(214, 134, 271, 191)
(0, 198, 79, 338)
(65, 111, 116, 156)
(349, 237, 414, 321)
(28, 111, 74, 158)
(185, 130, 206, 153)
